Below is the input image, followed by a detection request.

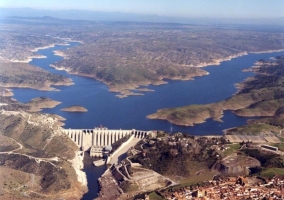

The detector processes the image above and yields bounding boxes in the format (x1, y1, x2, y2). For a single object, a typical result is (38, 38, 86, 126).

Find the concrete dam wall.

(62, 128, 148, 151)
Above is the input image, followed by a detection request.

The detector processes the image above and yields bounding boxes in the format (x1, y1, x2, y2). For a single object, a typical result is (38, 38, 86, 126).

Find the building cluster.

(164, 176, 284, 200)
(159, 134, 224, 147)
(90, 145, 112, 157)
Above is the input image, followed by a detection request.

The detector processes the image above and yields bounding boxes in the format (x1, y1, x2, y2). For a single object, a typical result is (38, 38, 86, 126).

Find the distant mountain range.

(0, 7, 284, 25)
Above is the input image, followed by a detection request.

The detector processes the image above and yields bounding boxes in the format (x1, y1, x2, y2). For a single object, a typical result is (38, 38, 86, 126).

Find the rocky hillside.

(0, 96, 86, 199)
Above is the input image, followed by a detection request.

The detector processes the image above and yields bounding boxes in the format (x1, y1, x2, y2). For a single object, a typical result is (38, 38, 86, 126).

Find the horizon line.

(1, 7, 283, 20)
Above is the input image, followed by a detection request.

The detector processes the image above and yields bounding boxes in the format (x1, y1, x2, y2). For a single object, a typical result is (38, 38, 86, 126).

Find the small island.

(60, 105, 88, 112)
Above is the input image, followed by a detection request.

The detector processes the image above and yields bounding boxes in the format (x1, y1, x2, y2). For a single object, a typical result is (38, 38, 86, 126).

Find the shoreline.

(60, 105, 88, 112)
(193, 49, 284, 68)
(26, 97, 62, 112)
(28, 42, 284, 99)
(49, 63, 169, 98)
(8, 39, 79, 64)
(146, 51, 284, 127)
(50, 64, 72, 72)
(194, 51, 249, 68)
(5, 42, 284, 100)
(8, 55, 47, 63)
(0, 80, 74, 95)
(48, 48, 284, 98)
(30, 44, 56, 52)
(0, 88, 14, 97)
(53, 50, 68, 58)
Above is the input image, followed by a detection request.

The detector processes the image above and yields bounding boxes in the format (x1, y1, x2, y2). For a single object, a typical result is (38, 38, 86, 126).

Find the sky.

(0, 0, 283, 19)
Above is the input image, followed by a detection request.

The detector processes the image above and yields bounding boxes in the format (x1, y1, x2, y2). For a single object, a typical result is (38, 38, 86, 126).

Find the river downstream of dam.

(10, 42, 284, 198)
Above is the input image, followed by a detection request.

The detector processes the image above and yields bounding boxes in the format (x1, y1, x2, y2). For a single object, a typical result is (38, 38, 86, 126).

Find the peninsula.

(26, 97, 61, 112)
(148, 55, 284, 130)
(0, 61, 73, 91)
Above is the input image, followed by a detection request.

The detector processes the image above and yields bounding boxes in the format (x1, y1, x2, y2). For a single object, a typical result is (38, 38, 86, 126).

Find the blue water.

(81, 152, 107, 200)
(10, 42, 284, 199)
(11, 42, 284, 135)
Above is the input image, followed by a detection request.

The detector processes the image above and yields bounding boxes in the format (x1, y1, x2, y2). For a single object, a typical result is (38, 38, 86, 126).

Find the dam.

(62, 127, 150, 151)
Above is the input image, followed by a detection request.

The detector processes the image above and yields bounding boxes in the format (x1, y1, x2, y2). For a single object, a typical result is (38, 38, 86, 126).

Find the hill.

(0, 61, 73, 91)
(0, 96, 87, 199)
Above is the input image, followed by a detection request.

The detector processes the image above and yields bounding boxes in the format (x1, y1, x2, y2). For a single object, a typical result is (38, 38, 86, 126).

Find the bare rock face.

(211, 154, 261, 176)
(60, 105, 88, 112)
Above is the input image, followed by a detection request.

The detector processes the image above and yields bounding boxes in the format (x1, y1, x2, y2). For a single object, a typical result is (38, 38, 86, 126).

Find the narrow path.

(42, 132, 57, 150)
(278, 129, 284, 137)
(9, 137, 23, 152)
(0, 151, 59, 167)
(0, 130, 58, 167)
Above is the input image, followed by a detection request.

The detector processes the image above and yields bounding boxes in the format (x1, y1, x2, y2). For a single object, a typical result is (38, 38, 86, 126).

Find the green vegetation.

(259, 168, 284, 179)
(147, 103, 223, 126)
(131, 134, 226, 177)
(242, 149, 284, 168)
(120, 181, 139, 193)
(220, 143, 241, 156)
(149, 191, 165, 200)
(170, 171, 216, 191)
(95, 66, 158, 86)
(270, 142, 284, 152)
(226, 123, 281, 135)
(234, 99, 284, 117)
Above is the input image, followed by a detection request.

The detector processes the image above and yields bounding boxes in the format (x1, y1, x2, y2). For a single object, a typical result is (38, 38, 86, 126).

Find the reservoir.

(10, 42, 284, 198)
(11, 42, 284, 135)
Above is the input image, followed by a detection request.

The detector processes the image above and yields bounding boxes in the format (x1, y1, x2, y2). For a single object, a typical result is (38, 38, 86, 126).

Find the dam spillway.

(62, 127, 149, 151)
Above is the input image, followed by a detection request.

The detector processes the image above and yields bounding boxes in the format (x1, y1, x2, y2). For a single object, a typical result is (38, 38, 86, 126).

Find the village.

(161, 175, 284, 200)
